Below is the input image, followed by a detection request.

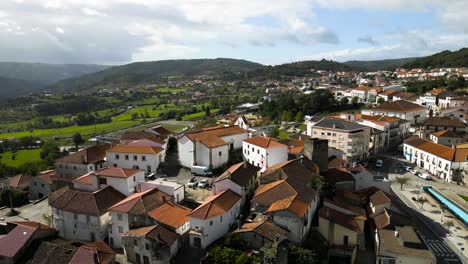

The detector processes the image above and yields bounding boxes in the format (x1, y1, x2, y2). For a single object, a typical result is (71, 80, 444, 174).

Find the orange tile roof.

(380, 89, 398, 96)
(56, 144, 111, 165)
(353, 85, 370, 91)
(233, 220, 289, 241)
(0, 174, 32, 188)
(69, 240, 115, 264)
(108, 189, 170, 214)
(107, 145, 163, 154)
(319, 207, 365, 233)
(370, 191, 391, 206)
(189, 190, 241, 220)
(404, 136, 456, 161)
(72, 172, 94, 185)
(244, 136, 287, 149)
(185, 126, 247, 148)
(94, 167, 141, 178)
(13, 221, 55, 230)
(147, 201, 191, 228)
(38, 170, 57, 184)
(427, 88, 445, 95)
(124, 225, 178, 246)
(372, 100, 426, 113)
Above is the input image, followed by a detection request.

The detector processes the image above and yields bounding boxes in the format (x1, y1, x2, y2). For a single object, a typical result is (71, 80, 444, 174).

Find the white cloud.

(81, 7, 106, 17)
(55, 26, 64, 34)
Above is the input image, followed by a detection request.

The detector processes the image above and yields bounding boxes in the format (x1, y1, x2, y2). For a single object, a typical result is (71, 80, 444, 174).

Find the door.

(344, 235, 349, 245)
(135, 253, 141, 264)
(143, 256, 150, 264)
(194, 237, 202, 248)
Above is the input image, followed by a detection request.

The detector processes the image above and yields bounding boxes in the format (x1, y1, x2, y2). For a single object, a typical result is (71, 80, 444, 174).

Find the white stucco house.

(178, 126, 248, 169)
(189, 190, 241, 248)
(242, 136, 288, 168)
(73, 167, 145, 196)
(106, 145, 164, 175)
(48, 186, 126, 242)
(139, 179, 185, 203)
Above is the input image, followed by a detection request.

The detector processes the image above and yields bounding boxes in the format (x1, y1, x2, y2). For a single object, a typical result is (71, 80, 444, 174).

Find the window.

(115, 154, 120, 160)
(210, 220, 213, 226)
(332, 133, 336, 136)
(73, 166, 77, 171)
(90, 232, 95, 241)
(141, 155, 146, 161)
(219, 151, 222, 157)
(327, 132, 331, 136)
(86, 215, 90, 222)
(113, 163, 117, 167)
(147, 165, 151, 172)
(133, 155, 138, 161)
(133, 165, 140, 169)
(74, 213, 78, 220)
(134, 239, 138, 246)
(145, 243, 150, 250)
(125, 155, 129, 160)
(344, 236, 349, 245)
(118, 226, 123, 233)
(220, 215, 223, 223)
(117, 213, 123, 221)
(133, 176, 136, 182)
(257, 149, 259, 154)
(99, 178, 107, 185)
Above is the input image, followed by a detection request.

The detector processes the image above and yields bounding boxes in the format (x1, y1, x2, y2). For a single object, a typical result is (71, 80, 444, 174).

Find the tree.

(269, 127, 280, 139)
(377, 97, 385, 105)
(131, 112, 139, 120)
(351, 96, 359, 106)
(444, 220, 455, 234)
(288, 246, 317, 264)
(417, 197, 428, 210)
(311, 175, 325, 190)
(72, 133, 84, 150)
(395, 176, 410, 190)
(295, 111, 304, 122)
(339, 97, 349, 105)
(205, 106, 211, 117)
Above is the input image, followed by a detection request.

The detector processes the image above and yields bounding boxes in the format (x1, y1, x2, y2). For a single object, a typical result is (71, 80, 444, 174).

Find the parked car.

(419, 173, 432, 180)
(404, 166, 412, 172)
(187, 177, 198, 188)
(376, 159, 383, 168)
(198, 179, 209, 188)
(409, 169, 418, 175)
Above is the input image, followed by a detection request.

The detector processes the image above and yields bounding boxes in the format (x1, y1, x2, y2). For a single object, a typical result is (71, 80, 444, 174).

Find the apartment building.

(307, 118, 371, 163)
(418, 116, 466, 140)
(242, 136, 288, 168)
(362, 100, 427, 125)
(106, 144, 164, 175)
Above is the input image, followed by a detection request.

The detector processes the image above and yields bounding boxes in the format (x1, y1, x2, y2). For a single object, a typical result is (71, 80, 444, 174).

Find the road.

(369, 149, 467, 263)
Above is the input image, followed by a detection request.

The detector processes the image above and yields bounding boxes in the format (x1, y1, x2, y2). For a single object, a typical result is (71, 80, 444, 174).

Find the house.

(108, 188, 171, 248)
(370, 199, 436, 264)
(122, 225, 179, 264)
(211, 162, 259, 206)
(403, 136, 468, 182)
(178, 126, 248, 169)
(322, 168, 356, 191)
(0, 222, 57, 264)
(120, 131, 166, 147)
(307, 118, 371, 163)
(318, 198, 366, 257)
(69, 240, 116, 264)
(233, 220, 289, 250)
(29, 170, 59, 200)
(392, 92, 419, 103)
(369, 191, 391, 217)
(440, 107, 467, 124)
(243, 136, 288, 168)
(147, 201, 191, 235)
(0, 174, 32, 191)
(23, 238, 80, 264)
(430, 130, 464, 146)
(49, 186, 126, 242)
(73, 167, 145, 196)
(55, 143, 111, 184)
(378, 89, 399, 102)
(418, 116, 466, 139)
(348, 165, 391, 193)
(189, 189, 241, 248)
(252, 157, 321, 243)
(138, 178, 185, 203)
(362, 100, 427, 125)
(106, 144, 164, 175)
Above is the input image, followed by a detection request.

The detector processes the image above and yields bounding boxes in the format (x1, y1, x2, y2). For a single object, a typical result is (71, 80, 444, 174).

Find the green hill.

(402, 48, 468, 69)
(0, 62, 109, 85)
(49, 58, 264, 92)
(344, 57, 418, 71)
(0, 76, 43, 99)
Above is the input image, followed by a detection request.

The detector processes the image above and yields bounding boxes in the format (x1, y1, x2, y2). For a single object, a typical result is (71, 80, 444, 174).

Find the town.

(0, 56, 467, 264)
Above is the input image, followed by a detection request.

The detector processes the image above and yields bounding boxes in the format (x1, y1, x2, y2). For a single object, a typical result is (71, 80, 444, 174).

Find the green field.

(278, 130, 292, 140)
(182, 109, 220, 121)
(161, 124, 188, 133)
(0, 148, 42, 167)
(156, 87, 186, 93)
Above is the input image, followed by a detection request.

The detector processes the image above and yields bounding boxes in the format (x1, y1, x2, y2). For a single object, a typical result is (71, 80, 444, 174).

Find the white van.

(191, 165, 213, 176)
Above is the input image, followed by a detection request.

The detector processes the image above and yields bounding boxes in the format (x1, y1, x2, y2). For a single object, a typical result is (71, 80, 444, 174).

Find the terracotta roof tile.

(319, 207, 365, 233)
(185, 126, 247, 148)
(244, 136, 287, 149)
(233, 221, 289, 241)
(404, 136, 456, 161)
(147, 201, 191, 228)
(370, 191, 391, 206)
(431, 130, 463, 138)
(422, 116, 466, 128)
(49, 186, 126, 216)
(0, 224, 36, 258)
(213, 162, 258, 187)
(94, 167, 141, 178)
(56, 144, 111, 165)
(189, 190, 241, 219)
(372, 100, 426, 113)
(69, 240, 115, 264)
(120, 131, 166, 145)
(0, 174, 32, 188)
(107, 145, 163, 154)
(124, 225, 179, 246)
(108, 189, 170, 214)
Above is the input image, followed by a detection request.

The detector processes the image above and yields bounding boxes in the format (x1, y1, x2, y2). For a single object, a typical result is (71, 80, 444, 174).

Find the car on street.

(403, 166, 412, 172)
(198, 179, 209, 188)
(187, 177, 198, 188)
(409, 169, 419, 175)
(376, 159, 383, 168)
(418, 173, 432, 180)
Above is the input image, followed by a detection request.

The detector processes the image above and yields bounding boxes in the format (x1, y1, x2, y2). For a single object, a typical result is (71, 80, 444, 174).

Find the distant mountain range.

(1, 48, 467, 97)
(344, 57, 419, 71)
(0, 62, 109, 98)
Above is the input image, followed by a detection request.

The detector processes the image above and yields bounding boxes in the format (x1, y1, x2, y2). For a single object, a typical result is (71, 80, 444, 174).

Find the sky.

(0, 0, 467, 65)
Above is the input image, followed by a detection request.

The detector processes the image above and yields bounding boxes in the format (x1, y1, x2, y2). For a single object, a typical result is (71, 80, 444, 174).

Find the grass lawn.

(278, 130, 292, 140)
(161, 124, 188, 133)
(182, 109, 220, 121)
(0, 148, 42, 167)
(156, 87, 186, 93)
(458, 194, 468, 202)
(297, 124, 307, 130)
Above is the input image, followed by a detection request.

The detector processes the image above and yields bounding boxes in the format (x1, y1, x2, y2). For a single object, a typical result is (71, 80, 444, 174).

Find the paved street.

(0, 199, 51, 225)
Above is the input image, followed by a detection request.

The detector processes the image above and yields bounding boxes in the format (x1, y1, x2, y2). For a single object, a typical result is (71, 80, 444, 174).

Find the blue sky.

(0, 0, 467, 65)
